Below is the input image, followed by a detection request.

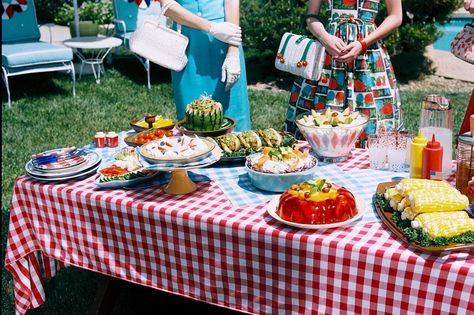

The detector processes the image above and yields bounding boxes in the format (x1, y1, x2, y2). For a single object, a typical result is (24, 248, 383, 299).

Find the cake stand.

(162, 156, 221, 195)
(141, 145, 223, 195)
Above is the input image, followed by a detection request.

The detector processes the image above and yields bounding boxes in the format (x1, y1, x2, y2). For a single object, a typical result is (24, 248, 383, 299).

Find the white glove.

(209, 22, 242, 46)
(221, 52, 240, 91)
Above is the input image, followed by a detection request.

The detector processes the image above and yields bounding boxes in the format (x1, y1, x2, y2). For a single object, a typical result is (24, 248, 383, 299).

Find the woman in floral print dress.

(285, 0, 403, 147)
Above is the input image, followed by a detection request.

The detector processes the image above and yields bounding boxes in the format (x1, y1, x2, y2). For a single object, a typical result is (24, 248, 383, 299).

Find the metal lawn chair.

(1, 0, 75, 107)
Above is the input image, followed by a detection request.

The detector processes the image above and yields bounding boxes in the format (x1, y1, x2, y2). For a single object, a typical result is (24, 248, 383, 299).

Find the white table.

(63, 36, 122, 84)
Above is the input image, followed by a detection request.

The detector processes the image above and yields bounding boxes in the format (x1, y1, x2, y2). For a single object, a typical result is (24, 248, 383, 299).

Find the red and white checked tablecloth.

(5, 149, 474, 315)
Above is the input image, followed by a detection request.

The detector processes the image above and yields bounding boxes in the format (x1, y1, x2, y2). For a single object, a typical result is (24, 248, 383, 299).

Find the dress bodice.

(325, 0, 380, 23)
(176, 0, 225, 21)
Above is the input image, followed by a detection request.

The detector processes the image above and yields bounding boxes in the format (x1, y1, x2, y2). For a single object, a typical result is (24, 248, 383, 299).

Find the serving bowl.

(130, 115, 175, 133)
(176, 117, 235, 137)
(295, 112, 369, 163)
(245, 154, 319, 192)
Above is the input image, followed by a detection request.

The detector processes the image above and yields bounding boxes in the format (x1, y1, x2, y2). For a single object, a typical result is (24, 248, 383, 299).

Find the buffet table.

(5, 134, 473, 315)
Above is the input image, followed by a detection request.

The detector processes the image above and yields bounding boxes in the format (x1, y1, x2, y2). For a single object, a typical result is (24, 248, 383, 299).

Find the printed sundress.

(285, 0, 402, 147)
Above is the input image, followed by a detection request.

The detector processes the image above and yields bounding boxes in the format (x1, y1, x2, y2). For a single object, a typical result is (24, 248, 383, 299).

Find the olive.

(304, 192, 311, 198)
(326, 183, 332, 188)
(322, 187, 330, 193)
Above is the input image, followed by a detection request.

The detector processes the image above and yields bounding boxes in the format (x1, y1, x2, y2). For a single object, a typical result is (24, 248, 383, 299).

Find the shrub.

(241, 0, 309, 57)
(35, 0, 112, 25)
(241, 0, 462, 56)
(375, 0, 463, 55)
(53, 0, 113, 26)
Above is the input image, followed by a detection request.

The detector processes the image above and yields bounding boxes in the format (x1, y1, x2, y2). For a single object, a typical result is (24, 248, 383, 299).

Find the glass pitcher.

(420, 95, 453, 176)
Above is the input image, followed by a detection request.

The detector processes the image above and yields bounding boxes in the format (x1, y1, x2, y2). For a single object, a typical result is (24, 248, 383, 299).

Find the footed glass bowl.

(295, 112, 369, 163)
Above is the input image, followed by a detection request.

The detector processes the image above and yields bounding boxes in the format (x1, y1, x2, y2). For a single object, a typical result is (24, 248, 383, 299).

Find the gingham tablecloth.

(5, 146, 474, 315)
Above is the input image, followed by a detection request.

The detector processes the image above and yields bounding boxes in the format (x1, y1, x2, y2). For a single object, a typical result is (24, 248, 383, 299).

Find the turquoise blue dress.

(172, 0, 251, 131)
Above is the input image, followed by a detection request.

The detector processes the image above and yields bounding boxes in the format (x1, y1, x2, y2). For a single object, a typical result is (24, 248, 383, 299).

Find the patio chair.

(112, 0, 164, 89)
(1, 0, 75, 107)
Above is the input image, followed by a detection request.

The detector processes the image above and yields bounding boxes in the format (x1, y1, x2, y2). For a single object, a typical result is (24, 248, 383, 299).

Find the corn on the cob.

(384, 187, 399, 200)
(397, 197, 410, 212)
(401, 207, 416, 220)
(408, 190, 469, 214)
(390, 195, 403, 210)
(395, 179, 451, 194)
(421, 218, 474, 238)
(411, 211, 470, 228)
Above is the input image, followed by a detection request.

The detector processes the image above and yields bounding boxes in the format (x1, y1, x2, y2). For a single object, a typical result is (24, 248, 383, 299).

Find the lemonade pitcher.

(420, 95, 453, 176)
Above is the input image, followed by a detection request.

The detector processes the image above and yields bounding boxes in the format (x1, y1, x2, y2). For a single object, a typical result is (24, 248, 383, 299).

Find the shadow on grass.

(1, 73, 72, 104)
(110, 56, 172, 87)
(2, 208, 15, 314)
(111, 280, 243, 315)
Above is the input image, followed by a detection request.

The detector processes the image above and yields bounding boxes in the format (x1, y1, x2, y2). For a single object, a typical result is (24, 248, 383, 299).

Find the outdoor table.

(5, 133, 474, 315)
(63, 36, 122, 84)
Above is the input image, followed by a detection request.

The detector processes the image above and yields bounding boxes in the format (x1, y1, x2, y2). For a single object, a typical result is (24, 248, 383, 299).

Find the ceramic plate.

(33, 156, 86, 172)
(266, 195, 367, 229)
(26, 151, 101, 178)
(27, 163, 100, 182)
(175, 117, 235, 137)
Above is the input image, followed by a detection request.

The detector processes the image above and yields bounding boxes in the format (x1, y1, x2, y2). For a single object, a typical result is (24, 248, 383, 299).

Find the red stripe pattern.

(5, 150, 473, 314)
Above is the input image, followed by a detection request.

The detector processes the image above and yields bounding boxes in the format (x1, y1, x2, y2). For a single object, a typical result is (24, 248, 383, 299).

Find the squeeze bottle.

(422, 134, 443, 180)
(410, 130, 428, 178)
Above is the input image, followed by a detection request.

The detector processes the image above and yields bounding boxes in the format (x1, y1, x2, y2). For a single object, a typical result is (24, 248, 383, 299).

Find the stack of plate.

(25, 149, 102, 182)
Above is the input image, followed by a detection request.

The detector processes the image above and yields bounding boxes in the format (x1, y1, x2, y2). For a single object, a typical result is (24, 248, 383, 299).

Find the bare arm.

(363, 0, 402, 46)
(306, 0, 326, 39)
(160, 0, 211, 32)
(306, 0, 347, 57)
(224, 0, 240, 53)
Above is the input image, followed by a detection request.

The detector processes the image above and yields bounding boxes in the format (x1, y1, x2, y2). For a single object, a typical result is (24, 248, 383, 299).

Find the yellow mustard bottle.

(410, 130, 428, 178)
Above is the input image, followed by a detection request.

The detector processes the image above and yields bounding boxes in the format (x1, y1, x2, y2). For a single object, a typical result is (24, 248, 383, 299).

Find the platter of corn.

(375, 179, 474, 252)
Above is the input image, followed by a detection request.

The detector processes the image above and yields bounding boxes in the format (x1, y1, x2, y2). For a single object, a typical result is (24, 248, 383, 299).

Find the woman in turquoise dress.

(285, 0, 403, 146)
(162, 0, 251, 131)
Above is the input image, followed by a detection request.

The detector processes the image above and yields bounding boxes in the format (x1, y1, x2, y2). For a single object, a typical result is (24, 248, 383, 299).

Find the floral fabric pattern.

(285, 0, 402, 147)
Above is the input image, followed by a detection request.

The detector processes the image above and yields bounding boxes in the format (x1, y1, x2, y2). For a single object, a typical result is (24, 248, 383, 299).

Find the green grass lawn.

(1, 60, 470, 314)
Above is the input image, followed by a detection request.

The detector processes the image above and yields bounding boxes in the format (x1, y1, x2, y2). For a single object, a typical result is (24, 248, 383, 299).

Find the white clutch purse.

(129, 1, 189, 71)
(275, 32, 326, 81)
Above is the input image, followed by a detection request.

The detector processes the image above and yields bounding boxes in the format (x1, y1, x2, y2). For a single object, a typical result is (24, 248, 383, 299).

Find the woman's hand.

(221, 47, 240, 91)
(209, 22, 242, 46)
(335, 41, 363, 63)
(320, 33, 347, 57)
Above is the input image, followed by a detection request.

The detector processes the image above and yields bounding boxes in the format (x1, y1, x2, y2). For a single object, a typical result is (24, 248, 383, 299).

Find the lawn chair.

(112, 0, 164, 89)
(1, 0, 75, 107)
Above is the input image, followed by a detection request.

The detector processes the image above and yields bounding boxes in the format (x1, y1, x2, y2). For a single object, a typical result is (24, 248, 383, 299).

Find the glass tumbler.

(368, 134, 387, 170)
(386, 131, 409, 172)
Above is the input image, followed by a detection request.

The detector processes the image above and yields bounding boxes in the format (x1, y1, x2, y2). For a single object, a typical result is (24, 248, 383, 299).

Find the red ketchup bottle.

(422, 134, 443, 180)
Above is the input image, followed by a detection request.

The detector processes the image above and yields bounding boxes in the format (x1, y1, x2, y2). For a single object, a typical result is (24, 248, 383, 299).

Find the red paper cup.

(106, 132, 118, 148)
(95, 132, 106, 148)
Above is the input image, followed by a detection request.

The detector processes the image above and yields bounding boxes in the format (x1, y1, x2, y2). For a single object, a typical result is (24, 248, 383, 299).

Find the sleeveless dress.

(172, 0, 251, 131)
(284, 0, 402, 147)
